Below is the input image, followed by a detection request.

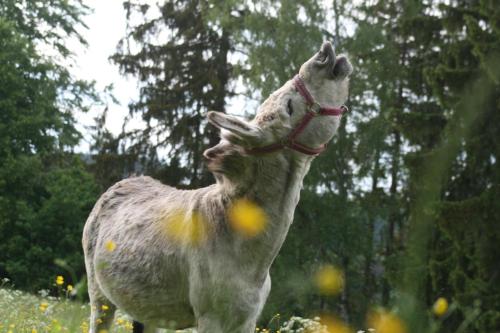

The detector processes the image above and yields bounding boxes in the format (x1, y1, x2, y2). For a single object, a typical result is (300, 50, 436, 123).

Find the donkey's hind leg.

(86, 270, 116, 333)
(133, 322, 158, 333)
(133, 321, 144, 333)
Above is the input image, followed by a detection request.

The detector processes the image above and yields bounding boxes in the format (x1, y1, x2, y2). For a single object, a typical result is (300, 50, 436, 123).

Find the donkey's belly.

(95, 245, 195, 327)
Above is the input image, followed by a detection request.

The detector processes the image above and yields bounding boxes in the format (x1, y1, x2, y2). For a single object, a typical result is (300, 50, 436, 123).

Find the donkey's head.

(205, 42, 352, 180)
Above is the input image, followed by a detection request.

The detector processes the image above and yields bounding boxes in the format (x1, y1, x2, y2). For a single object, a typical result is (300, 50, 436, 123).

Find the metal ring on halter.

(340, 105, 349, 113)
(309, 102, 322, 114)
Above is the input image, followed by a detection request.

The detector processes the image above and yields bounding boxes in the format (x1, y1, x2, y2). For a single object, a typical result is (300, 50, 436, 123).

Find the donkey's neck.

(238, 152, 313, 279)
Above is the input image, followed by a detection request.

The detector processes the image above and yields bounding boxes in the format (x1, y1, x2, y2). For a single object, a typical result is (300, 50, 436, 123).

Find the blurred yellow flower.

(433, 297, 448, 317)
(368, 310, 407, 333)
(101, 304, 109, 311)
(98, 330, 108, 333)
(314, 265, 344, 296)
(48, 319, 61, 332)
(116, 318, 124, 325)
(228, 198, 267, 238)
(67, 284, 73, 292)
(39, 302, 49, 311)
(56, 275, 64, 285)
(105, 240, 116, 252)
(163, 209, 208, 246)
(80, 322, 89, 333)
(320, 315, 352, 333)
(32, 329, 37, 333)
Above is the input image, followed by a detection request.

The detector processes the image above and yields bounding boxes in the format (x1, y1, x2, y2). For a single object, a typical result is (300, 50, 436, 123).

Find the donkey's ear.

(207, 111, 262, 143)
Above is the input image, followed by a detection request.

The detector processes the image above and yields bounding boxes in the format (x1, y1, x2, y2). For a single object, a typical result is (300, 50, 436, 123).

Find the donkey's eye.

(287, 99, 294, 116)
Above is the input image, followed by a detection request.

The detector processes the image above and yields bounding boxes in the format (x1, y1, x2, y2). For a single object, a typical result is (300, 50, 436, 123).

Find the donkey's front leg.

(195, 275, 271, 333)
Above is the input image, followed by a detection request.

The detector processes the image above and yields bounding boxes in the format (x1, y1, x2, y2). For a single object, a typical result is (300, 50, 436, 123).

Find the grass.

(0, 287, 332, 333)
(0, 263, 352, 333)
(0, 286, 375, 333)
(0, 287, 133, 333)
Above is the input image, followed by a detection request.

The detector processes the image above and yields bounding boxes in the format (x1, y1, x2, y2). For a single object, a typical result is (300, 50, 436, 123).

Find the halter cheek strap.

(245, 75, 348, 156)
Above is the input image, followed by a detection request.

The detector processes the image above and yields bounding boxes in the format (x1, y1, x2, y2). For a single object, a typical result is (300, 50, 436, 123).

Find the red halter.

(245, 75, 348, 156)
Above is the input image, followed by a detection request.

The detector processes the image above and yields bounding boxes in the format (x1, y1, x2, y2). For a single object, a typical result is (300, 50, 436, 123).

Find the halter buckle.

(309, 102, 322, 114)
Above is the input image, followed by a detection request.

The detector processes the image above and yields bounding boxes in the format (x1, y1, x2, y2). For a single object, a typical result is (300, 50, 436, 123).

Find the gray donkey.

(83, 41, 352, 333)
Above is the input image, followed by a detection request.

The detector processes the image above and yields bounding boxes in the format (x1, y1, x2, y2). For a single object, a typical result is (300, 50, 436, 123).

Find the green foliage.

(431, 186, 500, 332)
(412, 1, 500, 331)
(240, 0, 325, 97)
(0, 0, 90, 56)
(111, 0, 237, 187)
(0, 1, 99, 291)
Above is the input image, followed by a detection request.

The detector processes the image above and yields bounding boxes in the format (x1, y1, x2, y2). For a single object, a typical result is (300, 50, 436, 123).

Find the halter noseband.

(245, 75, 348, 156)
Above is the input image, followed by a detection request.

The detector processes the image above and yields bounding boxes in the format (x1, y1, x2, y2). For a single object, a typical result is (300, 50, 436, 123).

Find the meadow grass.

(0, 287, 346, 333)
(0, 287, 133, 333)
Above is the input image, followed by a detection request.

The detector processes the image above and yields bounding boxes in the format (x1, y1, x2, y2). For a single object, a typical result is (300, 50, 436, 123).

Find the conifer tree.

(111, 0, 242, 187)
(422, 1, 500, 331)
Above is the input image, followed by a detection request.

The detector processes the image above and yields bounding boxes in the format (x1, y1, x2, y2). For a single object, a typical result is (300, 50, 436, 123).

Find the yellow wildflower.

(80, 322, 89, 333)
(116, 318, 124, 325)
(320, 315, 352, 333)
(228, 198, 267, 238)
(32, 329, 37, 333)
(67, 284, 73, 292)
(433, 297, 448, 317)
(96, 318, 103, 324)
(98, 330, 108, 333)
(105, 240, 116, 252)
(368, 310, 407, 333)
(101, 304, 109, 311)
(56, 275, 64, 285)
(314, 265, 344, 296)
(39, 302, 49, 311)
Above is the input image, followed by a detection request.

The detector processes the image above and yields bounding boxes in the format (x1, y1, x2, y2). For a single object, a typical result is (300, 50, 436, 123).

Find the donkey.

(82, 41, 352, 333)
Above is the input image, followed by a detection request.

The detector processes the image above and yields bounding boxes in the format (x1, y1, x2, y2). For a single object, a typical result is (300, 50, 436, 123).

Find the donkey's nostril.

(203, 150, 215, 159)
(321, 41, 334, 54)
(203, 147, 221, 160)
(315, 41, 336, 72)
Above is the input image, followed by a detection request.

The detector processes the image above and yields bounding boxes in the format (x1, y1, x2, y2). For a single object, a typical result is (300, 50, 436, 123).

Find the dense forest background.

(0, 0, 499, 332)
